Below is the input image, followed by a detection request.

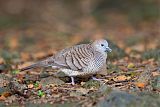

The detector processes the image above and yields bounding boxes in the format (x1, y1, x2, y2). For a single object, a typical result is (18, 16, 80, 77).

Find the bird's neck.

(94, 50, 107, 59)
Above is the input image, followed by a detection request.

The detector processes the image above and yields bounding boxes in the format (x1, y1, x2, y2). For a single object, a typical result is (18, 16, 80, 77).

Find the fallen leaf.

(152, 72, 159, 77)
(38, 90, 45, 97)
(127, 63, 135, 68)
(113, 75, 131, 82)
(34, 84, 42, 90)
(28, 84, 34, 89)
(15, 74, 24, 81)
(34, 81, 40, 88)
(2, 92, 11, 97)
(134, 82, 146, 88)
(119, 66, 128, 72)
(0, 95, 6, 101)
(80, 82, 86, 86)
(12, 69, 20, 74)
(142, 61, 150, 65)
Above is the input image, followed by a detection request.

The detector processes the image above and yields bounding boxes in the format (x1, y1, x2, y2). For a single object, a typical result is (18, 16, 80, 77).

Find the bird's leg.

(71, 77, 75, 85)
(52, 66, 60, 69)
(92, 76, 104, 81)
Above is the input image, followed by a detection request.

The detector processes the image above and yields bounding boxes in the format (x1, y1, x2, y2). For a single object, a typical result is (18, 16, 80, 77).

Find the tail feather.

(20, 56, 56, 71)
(20, 60, 50, 71)
(20, 63, 39, 71)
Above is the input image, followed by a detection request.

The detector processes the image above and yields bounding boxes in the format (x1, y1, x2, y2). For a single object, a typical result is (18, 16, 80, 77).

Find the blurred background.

(0, 0, 159, 62)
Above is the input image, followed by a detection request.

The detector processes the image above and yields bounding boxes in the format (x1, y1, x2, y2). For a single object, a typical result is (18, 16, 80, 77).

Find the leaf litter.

(0, 31, 159, 107)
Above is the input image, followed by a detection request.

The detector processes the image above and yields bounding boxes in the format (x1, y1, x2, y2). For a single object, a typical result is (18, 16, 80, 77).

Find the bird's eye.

(101, 44, 104, 46)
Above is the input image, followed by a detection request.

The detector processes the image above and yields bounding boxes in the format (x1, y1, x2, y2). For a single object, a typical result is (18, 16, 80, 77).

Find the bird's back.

(52, 44, 94, 71)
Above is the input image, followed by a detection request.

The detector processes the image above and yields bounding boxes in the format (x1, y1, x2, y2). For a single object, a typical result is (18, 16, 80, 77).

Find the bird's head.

(92, 39, 112, 53)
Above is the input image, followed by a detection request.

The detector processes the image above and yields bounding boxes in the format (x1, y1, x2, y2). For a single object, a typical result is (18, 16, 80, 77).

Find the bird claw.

(52, 66, 59, 69)
(92, 77, 104, 81)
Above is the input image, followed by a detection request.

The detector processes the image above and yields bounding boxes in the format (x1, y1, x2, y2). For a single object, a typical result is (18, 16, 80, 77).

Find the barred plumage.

(20, 39, 112, 85)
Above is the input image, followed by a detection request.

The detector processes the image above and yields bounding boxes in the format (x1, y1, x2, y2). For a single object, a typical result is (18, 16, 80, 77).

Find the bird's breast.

(84, 53, 106, 73)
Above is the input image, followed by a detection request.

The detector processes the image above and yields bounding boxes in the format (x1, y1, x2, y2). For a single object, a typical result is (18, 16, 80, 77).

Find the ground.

(0, 1, 159, 106)
(0, 29, 159, 106)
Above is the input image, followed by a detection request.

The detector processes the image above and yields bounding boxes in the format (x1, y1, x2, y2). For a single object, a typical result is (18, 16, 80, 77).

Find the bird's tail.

(20, 63, 40, 71)
(20, 57, 54, 71)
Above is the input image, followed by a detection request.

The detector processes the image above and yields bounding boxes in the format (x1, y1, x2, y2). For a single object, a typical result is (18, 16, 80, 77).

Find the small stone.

(97, 91, 141, 107)
(40, 76, 65, 86)
(152, 76, 160, 91)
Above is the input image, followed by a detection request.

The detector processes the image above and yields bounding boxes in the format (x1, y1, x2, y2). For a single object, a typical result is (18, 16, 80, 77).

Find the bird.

(20, 39, 112, 85)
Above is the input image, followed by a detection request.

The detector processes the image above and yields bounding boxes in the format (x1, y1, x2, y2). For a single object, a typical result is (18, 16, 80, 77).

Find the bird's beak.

(105, 47, 112, 52)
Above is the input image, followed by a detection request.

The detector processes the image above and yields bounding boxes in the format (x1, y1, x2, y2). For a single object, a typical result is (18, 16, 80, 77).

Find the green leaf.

(34, 81, 39, 88)
(38, 90, 45, 97)
(12, 69, 20, 74)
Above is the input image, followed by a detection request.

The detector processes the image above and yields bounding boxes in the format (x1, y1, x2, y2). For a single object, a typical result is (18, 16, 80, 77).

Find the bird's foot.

(92, 77, 104, 81)
(52, 66, 60, 69)
(71, 77, 75, 85)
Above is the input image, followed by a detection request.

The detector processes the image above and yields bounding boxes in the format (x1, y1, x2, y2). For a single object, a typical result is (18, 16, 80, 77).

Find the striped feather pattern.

(53, 44, 94, 71)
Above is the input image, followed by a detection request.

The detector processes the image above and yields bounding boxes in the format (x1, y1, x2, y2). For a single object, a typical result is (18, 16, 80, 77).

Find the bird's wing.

(52, 44, 94, 71)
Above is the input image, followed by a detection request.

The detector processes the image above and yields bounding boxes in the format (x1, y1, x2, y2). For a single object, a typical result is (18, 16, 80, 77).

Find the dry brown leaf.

(134, 82, 146, 88)
(28, 84, 34, 89)
(113, 75, 131, 82)
(119, 66, 128, 72)
(2, 92, 11, 97)
(16, 74, 25, 82)
(152, 72, 159, 77)
(0, 95, 6, 101)
(34, 84, 42, 90)
(142, 61, 150, 65)
(80, 82, 86, 86)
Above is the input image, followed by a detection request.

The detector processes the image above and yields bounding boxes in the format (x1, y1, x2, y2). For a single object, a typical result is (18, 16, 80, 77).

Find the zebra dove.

(20, 39, 112, 85)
